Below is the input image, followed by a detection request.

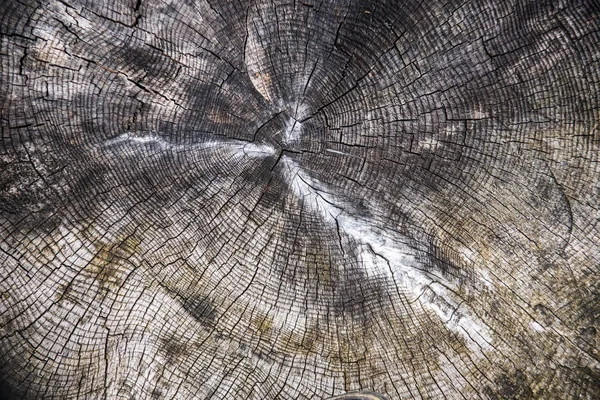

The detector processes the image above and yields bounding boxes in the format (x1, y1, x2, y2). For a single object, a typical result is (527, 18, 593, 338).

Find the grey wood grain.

(1, 0, 599, 398)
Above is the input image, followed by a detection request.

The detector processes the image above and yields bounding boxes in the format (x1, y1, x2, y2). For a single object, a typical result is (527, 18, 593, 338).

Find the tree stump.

(1, 0, 599, 398)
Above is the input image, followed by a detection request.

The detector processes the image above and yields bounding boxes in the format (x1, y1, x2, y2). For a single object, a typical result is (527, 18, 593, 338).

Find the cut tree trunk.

(1, 0, 599, 399)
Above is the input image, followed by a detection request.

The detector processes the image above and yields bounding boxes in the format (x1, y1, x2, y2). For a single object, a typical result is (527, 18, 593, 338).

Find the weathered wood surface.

(1, 0, 599, 399)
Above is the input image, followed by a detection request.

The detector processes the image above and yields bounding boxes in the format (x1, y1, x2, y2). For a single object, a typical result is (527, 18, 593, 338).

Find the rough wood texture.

(1, 0, 599, 399)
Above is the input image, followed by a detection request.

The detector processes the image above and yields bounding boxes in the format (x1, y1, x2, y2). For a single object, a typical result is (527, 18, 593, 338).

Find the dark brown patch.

(54, 281, 73, 302)
(485, 370, 534, 400)
(161, 337, 188, 364)
(182, 295, 217, 328)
